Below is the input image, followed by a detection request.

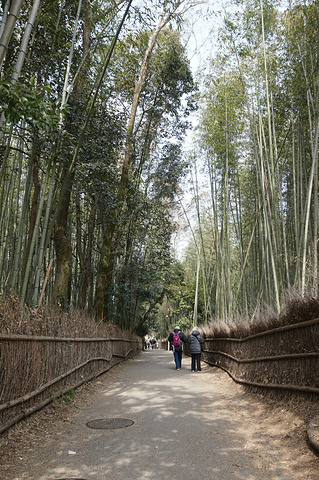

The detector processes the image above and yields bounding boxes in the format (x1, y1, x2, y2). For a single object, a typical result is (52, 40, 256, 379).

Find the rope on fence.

(204, 349, 319, 363)
(0, 356, 113, 412)
(205, 360, 319, 395)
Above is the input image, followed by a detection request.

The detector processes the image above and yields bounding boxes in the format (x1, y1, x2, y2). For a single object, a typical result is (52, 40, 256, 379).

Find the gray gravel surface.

(2, 349, 319, 480)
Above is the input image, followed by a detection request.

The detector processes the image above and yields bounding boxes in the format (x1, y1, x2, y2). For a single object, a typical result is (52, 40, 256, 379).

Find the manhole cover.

(86, 418, 134, 429)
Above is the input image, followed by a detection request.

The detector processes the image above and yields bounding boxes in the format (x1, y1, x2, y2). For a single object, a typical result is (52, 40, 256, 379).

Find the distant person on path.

(188, 327, 204, 372)
(168, 325, 187, 370)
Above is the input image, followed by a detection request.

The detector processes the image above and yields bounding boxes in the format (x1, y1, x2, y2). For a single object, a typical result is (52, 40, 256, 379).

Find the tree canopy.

(0, 0, 318, 338)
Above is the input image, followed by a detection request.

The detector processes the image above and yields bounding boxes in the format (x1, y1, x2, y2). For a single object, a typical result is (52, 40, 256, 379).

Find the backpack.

(172, 332, 182, 348)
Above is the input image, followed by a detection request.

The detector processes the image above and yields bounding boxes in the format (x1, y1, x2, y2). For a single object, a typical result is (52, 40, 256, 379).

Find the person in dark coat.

(168, 325, 187, 370)
(188, 327, 204, 372)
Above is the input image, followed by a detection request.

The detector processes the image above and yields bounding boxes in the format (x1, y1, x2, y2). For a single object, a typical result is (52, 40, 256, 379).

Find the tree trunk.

(24, 159, 40, 271)
(53, 168, 73, 307)
(53, 0, 91, 306)
(95, 224, 114, 319)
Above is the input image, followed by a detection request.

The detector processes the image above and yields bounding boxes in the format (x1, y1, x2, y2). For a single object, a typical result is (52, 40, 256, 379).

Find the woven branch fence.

(162, 317, 319, 399)
(200, 317, 319, 398)
(0, 332, 142, 434)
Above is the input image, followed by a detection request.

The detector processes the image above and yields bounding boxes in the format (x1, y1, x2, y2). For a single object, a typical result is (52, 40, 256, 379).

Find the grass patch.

(61, 389, 76, 403)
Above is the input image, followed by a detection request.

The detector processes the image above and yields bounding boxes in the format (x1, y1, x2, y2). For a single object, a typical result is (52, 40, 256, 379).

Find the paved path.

(2, 350, 319, 479)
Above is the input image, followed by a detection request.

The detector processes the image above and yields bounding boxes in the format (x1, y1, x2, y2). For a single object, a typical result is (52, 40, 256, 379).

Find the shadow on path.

(2, 350, 318, 480)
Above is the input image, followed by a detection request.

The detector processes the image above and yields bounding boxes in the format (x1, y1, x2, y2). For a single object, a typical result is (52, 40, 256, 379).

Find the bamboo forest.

(0, 0, 318, 337)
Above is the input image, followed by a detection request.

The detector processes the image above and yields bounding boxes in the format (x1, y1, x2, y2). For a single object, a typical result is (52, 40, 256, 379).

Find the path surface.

(1, 349, 319, 480)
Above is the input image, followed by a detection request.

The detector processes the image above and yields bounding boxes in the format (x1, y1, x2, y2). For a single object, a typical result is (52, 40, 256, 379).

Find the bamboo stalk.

(32, 161, 57, 305)
(38, 258, 54, 307)
(60, 0, 83, 111)
(11, 0, 42, 84)
(10, 131, 33, 291)
(0, 0, 11, 39)
(20, 160, 51, 304)
(0, 0, 25, 69)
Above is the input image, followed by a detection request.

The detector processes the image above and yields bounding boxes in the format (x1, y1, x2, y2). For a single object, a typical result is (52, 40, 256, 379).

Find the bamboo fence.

(0, 332, 142, 434)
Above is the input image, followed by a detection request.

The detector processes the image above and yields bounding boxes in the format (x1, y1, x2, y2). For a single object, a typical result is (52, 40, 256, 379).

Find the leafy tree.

(94, 24, 197, 321)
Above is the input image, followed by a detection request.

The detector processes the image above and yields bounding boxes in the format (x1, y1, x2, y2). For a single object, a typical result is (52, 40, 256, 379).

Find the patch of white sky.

(172, 0, 225, 259)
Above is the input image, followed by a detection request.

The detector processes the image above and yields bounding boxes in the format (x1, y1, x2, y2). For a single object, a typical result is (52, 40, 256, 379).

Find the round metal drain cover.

(86, 418, 134, 429)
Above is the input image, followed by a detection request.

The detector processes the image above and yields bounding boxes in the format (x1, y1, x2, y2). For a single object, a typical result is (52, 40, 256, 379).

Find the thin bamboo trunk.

(0, 0, 11, 39)
(193, 254, 200, 326)
(301, 120, 319, 293)
(21, 162, 49, 304)
(313, 19, 319, 294)
(0, 149, 19, 287)
(0, 0, 24, 69)
(32, 161, 57, 305)
(60, 0, 83, 110)
(11, 0, 41, 84)
(192, 160, 212, 320)
(10, 137, 33, 291)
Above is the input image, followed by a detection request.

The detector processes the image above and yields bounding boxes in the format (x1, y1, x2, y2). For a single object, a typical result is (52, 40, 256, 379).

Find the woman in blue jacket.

(188, 328, 204, 372)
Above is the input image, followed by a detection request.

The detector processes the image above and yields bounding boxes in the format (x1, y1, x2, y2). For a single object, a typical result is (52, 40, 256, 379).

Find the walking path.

(1, 349, 319, 480)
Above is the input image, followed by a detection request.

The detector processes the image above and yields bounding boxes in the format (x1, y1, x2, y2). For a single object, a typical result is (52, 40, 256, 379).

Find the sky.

(183, 1, 221, 73)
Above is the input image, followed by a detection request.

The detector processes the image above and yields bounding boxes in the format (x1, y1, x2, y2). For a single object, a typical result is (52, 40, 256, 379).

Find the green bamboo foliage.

(192, 0, 319, 322)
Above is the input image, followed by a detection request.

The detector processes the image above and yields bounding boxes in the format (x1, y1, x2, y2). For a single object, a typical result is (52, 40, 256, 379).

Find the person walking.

(188, 327, 204, 372)
(168, 325, 187, 370)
